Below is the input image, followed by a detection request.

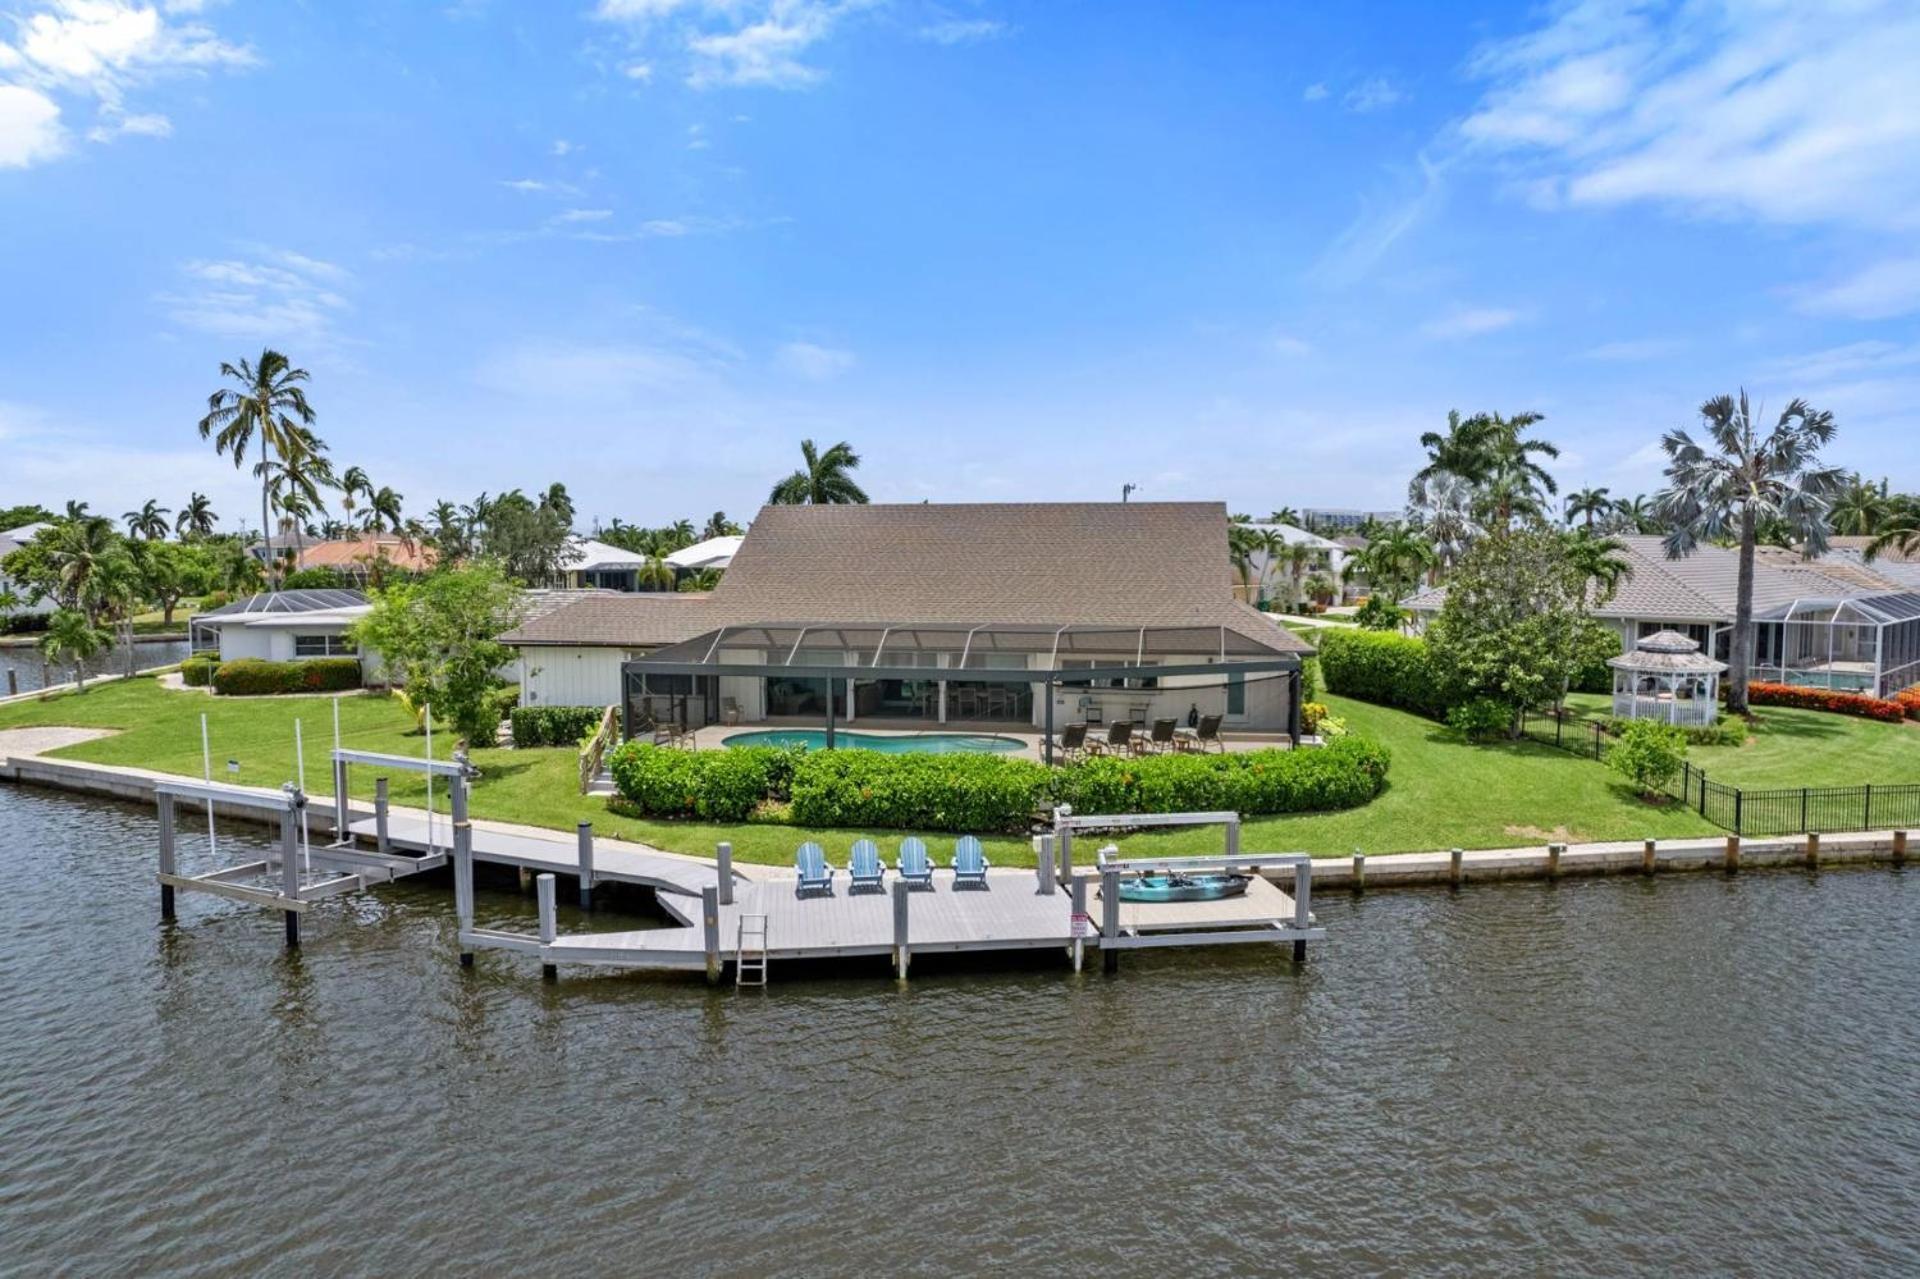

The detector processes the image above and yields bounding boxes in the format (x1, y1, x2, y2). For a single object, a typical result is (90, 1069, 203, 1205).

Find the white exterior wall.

(517, 646, 630, 708)
(214, 625, 277, 662)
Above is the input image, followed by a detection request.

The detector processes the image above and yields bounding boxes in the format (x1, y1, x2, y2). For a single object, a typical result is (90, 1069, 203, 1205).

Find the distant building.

(1299, 508, 1398, 533)
(0, 523, 55, 617)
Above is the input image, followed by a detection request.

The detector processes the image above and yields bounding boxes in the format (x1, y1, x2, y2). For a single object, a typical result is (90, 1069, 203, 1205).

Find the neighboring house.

(190, 589, 371, 666)
(1403, 534, 1920, 698)
(1300, 508, 1397, 533)
(502, 502, 1314, 738)
(1233, 522, 1344, 607)
(247, 527, 325, 566)
(0, 522, 54, 616)
(560, 535, 742, 591)
(292, 535, 436, 582)
(1335, 535, 1371, 602)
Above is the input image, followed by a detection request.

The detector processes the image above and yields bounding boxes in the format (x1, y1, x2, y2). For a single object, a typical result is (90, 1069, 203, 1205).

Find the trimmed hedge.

(1604, 715, 1746, 747)
(1745, 681, 1906, 724)
(1314, 629, 1455, 719)
(609, 737, 1392, 832)
(212, 657, 362, 696)
(180, 656, 219, 687)
(1050, 737, 1389, 817)
(511, 705, 606, 748)
(789, 751, 1051, 833)
(1895, 686, 1920, 721)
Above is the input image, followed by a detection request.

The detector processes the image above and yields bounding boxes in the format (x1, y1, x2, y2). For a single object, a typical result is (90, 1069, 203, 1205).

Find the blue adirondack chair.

(952, 835, 990, 888)
(848, 839, 886, 891)
(896, 837, 934, 888)
(795, 841, 833, 894)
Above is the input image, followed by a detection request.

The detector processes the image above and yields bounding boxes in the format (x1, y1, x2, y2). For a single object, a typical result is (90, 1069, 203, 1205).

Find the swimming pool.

(721, 729, 1026, 754)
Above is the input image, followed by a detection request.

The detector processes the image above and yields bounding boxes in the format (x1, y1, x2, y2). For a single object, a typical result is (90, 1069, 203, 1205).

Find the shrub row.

(0, 613, 51, 635)
(1745, 681, 1906, 724)
(181, 655, 219, 687)
(608, 737, 1392, 832)
(1313, 629, 1456, 719)
(1603, 715, 1746, 747)
(1897, 686, 1920, 721)
(211, 657, 362, 696)
(510, 705, 607, 748)
(1049, 737, 1390, 817)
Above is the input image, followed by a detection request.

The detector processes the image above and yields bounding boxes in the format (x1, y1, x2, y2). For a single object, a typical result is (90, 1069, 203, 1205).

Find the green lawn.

(0, 674, 1771, 865)
(1563, 691, 1918, 788)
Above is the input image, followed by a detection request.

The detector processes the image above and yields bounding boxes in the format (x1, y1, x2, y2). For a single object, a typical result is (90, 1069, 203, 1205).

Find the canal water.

(0, 636, 189, 694)
(2, 782, 1917, 1276)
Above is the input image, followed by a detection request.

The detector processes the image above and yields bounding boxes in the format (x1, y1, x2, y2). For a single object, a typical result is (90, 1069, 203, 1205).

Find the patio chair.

(951, 835, 990, 888)
(1049, 722, 1088, 763)
(795, 842, 834, 895)
(1185, 713, 1225, 753)
(1127, 703, 1151, 727)
(848, 839, 887, 892)
(1143, 718, 1179, 754)
(1088, 720, 1133, 757)
(897, 837, 934, 888)
(722, 696, 742, 725)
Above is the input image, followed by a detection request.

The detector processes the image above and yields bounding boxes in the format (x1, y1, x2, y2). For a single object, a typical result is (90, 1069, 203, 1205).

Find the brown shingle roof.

(500, 592, 712, 646)
(502, 502, 1308, 655)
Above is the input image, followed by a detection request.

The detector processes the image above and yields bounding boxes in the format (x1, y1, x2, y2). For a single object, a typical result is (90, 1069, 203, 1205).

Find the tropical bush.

(1602, 715, 1745, 747)
(1352, 595, 1404, 631)
(1445, 697, 1513, 740)
(608, 743, 808, 822)
(1608, 718, 1688, 799)
(180, 655, 219, 687)
(790, 751, 1051, 832)
(0, 613, 51, 636)
(1052, 738, 1389, 817)
(282, 566, 347, 590)
(1314, 629, 1455, 719)
(211, 656, 362, 695)
(1899, 686, 1920, 721)
(1300, 701, 1329, 734)
(510, 705, 606, 748)
(1570, 623, 1623, 694)
(1745, 681, 1906, 723)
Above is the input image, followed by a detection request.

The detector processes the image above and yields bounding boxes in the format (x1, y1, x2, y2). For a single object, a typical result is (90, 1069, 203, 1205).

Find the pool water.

(722, 729, 1025, 754)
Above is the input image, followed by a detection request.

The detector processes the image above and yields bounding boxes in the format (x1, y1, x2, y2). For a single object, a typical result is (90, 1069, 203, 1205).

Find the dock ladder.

(736, 914, 769, 987)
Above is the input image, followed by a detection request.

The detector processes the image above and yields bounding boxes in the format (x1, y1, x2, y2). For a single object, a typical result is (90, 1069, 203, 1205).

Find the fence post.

(1801, 787, 1810, 834)
(1554, 714, 1562, 748)
(1733, 787, 1742, 835)
(1594, 723, 1603, 761)
(1642, 837, 1656, 876)
(1864, 784, 1873, 832)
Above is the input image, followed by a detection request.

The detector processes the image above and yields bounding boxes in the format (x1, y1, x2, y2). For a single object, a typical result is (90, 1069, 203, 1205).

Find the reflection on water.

(0, 637, 190, 693)
(1, 782, 1917, 1276)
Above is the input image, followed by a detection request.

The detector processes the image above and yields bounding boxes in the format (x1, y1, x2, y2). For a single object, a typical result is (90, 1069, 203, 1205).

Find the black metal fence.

(1518, 709, 1920, 838)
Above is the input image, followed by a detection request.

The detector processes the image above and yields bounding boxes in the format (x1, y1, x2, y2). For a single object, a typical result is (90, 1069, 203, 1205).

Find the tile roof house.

(1403, 534, 1920, 697)
(502, 502, 1312, 737)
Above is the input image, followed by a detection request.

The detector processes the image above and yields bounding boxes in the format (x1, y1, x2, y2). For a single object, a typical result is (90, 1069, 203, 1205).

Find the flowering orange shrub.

(1746, 681, 1907, 723)
(1897, 686, 1920, 721)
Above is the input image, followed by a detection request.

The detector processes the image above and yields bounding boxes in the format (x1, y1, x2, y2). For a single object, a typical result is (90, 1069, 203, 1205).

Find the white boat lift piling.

(156, 780, 346, 948)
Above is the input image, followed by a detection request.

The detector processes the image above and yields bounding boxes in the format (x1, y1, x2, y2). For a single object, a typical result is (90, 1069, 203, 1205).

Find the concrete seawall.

(1, 752, 1909, 890)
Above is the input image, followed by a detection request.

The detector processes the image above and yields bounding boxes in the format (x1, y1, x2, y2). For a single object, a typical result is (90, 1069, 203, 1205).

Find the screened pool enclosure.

(1748, 593, 1920, 698)
(621, 621, 1305, 761)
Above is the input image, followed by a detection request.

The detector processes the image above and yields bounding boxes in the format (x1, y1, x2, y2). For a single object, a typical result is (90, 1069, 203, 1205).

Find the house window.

(294, 634, 356, 658)
(1059, 658, 1158, 689)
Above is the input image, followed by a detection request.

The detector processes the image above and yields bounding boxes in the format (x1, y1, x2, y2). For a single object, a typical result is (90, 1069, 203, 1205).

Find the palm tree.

(1609, 494, 1659, 534)
(1828, 475, 1890, 537)
(1407, 471, 1477, 580)
(701, 510, 742, 540)
(83, 549, 143, 676)
(540, 482, 575, 526)
(123, 499, 171, 541)
(1411, 409, 1557, 527)
(1564, 486, 1612, 530)
(1281, 538, 1314, 609)
(1268, 506, 1301, 526)
(197, 348, 319, 589)
(38, 608, 109, 692)
(175, 492, 216, 539)
(338, 465, 371, 530)
(363, 486, 404, 534)
(1654, 391, 1846, 715)
(1564, 530, 1634, 609)
(63, 500, 91, 522)
(769, 439, 869, 505)
(45, 514, 116, 618)
(636, 555, 676, 591)
(1227, 524, 1261, 599)
(1864, 503, 1920, 563)
(1355, 523, 1435, 600)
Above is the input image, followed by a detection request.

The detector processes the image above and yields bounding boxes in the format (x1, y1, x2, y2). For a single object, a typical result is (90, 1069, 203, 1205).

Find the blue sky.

(4, 0, 1918, 534)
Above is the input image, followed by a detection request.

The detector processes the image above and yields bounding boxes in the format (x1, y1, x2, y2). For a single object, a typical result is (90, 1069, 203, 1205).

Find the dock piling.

(1642, 838, 1657, 876)
(1724, 834, 1741, 873)
(1895, 830, 1909, 865)
(1036, 835, 1055, 894)
(715, 840, 733, 907)
(578, 823, 595, 909)
(452, 771, 474, 967)
(279, 786, 301, 948)
(702, 886, 721, 985)
(537, 873, 558, 981)
(374, 778, 390, 854)
(1547, 842, 1564, 880)
(1100, 867, 1120, 974)
(331, 756, 350, 840)
(1070, 875, 1087, 972)
(157, 793, 177, 920)
(5, 668, 15, 697)
(892, 879, 910, 980)
(1291, 861, 1312, 962)
(1449, 847, 1463, 888)
(1351, 850, 1365, 893)
(1805, 831, 1820, 869)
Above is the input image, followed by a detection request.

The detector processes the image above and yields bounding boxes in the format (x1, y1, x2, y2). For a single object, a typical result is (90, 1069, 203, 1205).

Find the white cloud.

(1271, 333, 1313, 358)
(1301, 82, 1327, 102)
(477, 339, 720, 400)
(0, 83, 64, 167)
(1420, 306, 1521, 340)
(1458, 0, 1920, 231)
(917, 18, 1006, 46)
(774, 340, 854, 381)
(1771, 340, 1920, 384)
(0, 0, 253, 165)
(595, 0, 852, 91)
(160, 249, 352, 346)
(556, 207, 613, 223)
(621, 61, 653, 80)
(551, 138, 576, 156)
(1795, 257, 1920, 321)
(1344, 76, 1403, 113)
(1311, 152, 1446, 285)
(500, 177, 582, 196)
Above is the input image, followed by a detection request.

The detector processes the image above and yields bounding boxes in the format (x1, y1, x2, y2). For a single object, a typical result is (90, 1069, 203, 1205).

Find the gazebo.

(1608, 630, 1727, 726)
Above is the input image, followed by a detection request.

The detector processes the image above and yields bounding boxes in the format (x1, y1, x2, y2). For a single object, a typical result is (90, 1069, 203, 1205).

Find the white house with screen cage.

(189, 589, 372, 669)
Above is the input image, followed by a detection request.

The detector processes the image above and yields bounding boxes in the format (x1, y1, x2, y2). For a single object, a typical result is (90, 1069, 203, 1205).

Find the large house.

(559, 534, 742, 591)
(1404, 534, 1920, 698)
(503, 502, 1313, 740)
(0, 523, 54, 616)
(191, 589, 372, 663)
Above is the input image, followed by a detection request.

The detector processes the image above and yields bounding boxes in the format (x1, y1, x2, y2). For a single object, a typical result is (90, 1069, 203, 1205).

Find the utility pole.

(1121, 483, 1137, 503)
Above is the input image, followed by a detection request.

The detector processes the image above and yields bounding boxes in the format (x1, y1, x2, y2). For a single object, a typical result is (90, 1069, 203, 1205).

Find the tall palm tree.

(197, 348, 319, 589)
(362, 486, 404, 534)
(1411, 409, 1557, 527)
(175, 492, 216, 539)
(1563, 530, 1634, 609)
(63, 500, 91, 522)
(701, 510, 742, 540)
(1407, 471, 1477, 580)
(123, 499, 171, 541)
(769, 439, 868, 505)
(1864, 502, 1920, 563)
(338, 465, 371, 531)
(1356, 523, 1435, 600)
(1564, 486, 1612, 530)
(1267, 506, 1301, 526)
(45, 514, 117, 618)
(1828, 475, 1890, 537)
(38, 608, 110, 692)
(1227, 523, 1261, 599)
(1654, 391, 1846, 715)
(1608, 494, 1659, 534)
(540, 482, 575, 526)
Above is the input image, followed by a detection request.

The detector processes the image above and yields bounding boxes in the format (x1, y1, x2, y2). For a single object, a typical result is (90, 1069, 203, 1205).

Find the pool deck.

(680, 720, 1298, 761)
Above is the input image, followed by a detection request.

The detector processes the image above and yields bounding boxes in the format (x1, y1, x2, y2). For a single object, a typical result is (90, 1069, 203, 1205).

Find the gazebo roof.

(1607, 629, 1726, 674)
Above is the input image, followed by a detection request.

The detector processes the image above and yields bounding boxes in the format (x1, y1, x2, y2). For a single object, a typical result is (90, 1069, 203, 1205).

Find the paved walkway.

(0, 726, 114, 760)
